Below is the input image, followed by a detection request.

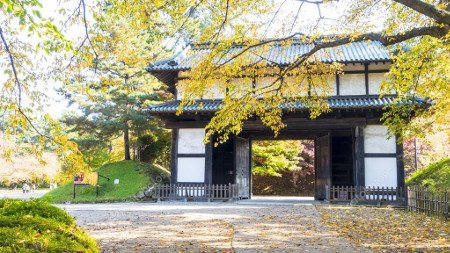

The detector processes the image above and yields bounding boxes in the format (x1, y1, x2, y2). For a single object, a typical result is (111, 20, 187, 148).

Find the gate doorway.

(251, 140, 315, 197)
(211, 130, 356, 200)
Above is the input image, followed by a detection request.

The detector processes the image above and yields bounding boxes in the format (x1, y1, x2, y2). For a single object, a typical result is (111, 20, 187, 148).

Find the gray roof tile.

(147, 96, 427, 114)
(147, 41, 391, 71)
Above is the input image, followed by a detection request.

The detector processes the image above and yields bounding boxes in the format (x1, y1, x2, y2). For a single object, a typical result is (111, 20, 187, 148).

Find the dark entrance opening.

(251, 140, 315, 197)
(212, 136, 250, 198)
(210, 130, 356, 200)
(212, 139, 234, 185)
(331, 136, 354, 186)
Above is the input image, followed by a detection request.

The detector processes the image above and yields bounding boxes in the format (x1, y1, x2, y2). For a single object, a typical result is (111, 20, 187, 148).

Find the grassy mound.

(0, 199, 98, 252)
(44, 160, 169, 203)
(406, 158, 450, 191)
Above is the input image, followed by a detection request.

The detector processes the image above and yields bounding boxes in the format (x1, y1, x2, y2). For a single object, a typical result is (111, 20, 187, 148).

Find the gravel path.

(0, 189, 49, 200)
(63, 201, 370, 253)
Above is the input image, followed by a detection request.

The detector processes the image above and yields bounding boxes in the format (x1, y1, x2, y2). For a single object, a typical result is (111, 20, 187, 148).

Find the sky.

(1, 0, 385, 119)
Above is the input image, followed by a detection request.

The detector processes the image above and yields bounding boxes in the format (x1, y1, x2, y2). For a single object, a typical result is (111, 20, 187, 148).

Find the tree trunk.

(124, 124, 131, 160)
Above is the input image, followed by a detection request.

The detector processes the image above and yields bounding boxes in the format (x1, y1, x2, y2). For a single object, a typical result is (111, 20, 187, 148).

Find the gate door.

(235, 137, 250, 198)
(315, 134, 331, 200)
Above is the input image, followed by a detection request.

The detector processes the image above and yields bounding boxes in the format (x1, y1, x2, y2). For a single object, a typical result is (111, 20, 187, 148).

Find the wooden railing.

(151, 183, 239, 201)
(328, 186, 407, 205)
(407, 186, 449, 219)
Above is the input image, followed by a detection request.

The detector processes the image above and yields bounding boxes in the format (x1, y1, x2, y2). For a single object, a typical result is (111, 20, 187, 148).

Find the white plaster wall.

(314, 76, 337, 96)
(368, 73, 385, 95)
(339, 74, 366, 95)
(283, 76, 309, 96)
(177, 157, 205, 182)
(176, 80, 185, 100)
(368, 63, 391, 71)
(365, 157, 397, 187)
(255, 76, 276, 89)
(203, 80, 226, 99)
(177, 128, 205, 154)
(229, 77, 253, 95)
(255, 77, 276, 97)
(364, 125, 396, 153)
(343, 64, 365, 71)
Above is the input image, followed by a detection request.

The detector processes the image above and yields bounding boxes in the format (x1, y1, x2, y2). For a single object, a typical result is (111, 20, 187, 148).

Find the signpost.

(73, 172, 100, 198)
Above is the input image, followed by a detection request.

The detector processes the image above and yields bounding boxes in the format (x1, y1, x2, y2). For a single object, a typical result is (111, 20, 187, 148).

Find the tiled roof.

(147, 96, 425, 114)
(147, 41, 391, 71)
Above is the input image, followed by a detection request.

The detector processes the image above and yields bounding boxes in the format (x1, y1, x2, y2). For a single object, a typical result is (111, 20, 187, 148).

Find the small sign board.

(74, 172, 98, 186)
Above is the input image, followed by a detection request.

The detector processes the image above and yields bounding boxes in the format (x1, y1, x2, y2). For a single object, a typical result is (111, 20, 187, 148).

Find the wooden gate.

(235, 137, 250, 198)
(315, 134, 331, 200)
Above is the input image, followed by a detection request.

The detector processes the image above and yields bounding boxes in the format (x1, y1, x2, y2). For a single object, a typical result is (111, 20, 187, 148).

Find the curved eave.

(147, 96, 430, 115)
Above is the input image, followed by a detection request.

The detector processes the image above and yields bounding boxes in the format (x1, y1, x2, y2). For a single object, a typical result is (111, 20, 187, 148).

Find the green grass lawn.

(43, 160, 169, 203)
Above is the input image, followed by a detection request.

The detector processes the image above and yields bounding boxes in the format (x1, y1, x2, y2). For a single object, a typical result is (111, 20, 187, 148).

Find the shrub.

(406, 158, 450, 191)
(0, 199, 98, 252)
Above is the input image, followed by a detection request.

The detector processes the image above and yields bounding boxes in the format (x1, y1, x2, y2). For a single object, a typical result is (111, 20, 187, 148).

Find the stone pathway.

(63, 201, 370, 253)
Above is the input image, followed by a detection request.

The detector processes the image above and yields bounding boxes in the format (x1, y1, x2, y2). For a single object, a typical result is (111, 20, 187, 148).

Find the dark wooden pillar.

(204, 136, 213, 184)
(315, 133, 331, 200)
(248, 138, 253, 199)
(396, 139, 405, 188)
(354, 126, 365, 187)
(170, 129, 178, 184)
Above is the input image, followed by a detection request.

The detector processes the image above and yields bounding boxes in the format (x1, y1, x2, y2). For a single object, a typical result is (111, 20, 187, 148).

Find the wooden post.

(354, 126, 365, 187)
(73, 184, 76, 199)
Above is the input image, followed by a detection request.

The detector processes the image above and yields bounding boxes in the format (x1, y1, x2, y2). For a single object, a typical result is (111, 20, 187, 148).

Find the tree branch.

(0, 26, 22, 107)
(0, 26, 50, 138)
(393, 0, 450, 26)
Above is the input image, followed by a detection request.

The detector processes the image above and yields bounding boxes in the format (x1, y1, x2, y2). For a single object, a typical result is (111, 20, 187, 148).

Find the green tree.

(61, 85, 161, 160)
(2, 0, 449, 165)
(252, 140, 302, 177)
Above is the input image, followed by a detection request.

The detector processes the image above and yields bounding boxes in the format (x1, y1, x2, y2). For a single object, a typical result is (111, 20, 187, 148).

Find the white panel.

(364, 125, 396, 153)
(368, 73, 385, 95)
(203, 79, 226, 99)
(229, 77, 253, 94)
(176, 80, 204, 100)
(343, 64, 364, 71)
(339, 74, 366, 95)
(369, 63, 391, 71)
(177, 157, 205, 182)
(283, 76, 309, 96)
(314, 76, 337, 96)
(176, 80, 185, 100)
(365, 157, 397, 187)
(255, 77, 276, 97)
(178, 128, 205, 154)
(255, 77, 276, 89)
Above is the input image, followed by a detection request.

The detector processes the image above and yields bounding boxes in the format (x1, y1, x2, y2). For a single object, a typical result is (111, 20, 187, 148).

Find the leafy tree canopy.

(252, 140, 302, 177)
(1, 0, 449, 164)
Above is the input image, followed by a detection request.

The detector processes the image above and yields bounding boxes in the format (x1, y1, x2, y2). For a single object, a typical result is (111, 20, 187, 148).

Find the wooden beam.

(170, 129, 178, 184)
(165, 121, 209, 128)
(364, 153, 397, 157)
(248, 138, 253, 199)
(364, 63, 369, 95)
(336, 73, 340, 95)
(354, 126, 365, 187)
(177, 154, 206, 157)
(205, 136, 213, 184)
(396, 139, 405, 188)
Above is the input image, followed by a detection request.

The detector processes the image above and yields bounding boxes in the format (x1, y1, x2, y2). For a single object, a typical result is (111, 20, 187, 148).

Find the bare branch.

(0, 26, 22, 107)
(80, 0, 98, 69)
(0, 26, 50, 138)
(212, 0, 230, 43)
(393, 0, 450, 26)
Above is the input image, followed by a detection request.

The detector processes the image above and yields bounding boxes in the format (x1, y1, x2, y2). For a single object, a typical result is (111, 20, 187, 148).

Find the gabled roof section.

(147, 96, 429, 114)
(146, 40, 391, 72)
